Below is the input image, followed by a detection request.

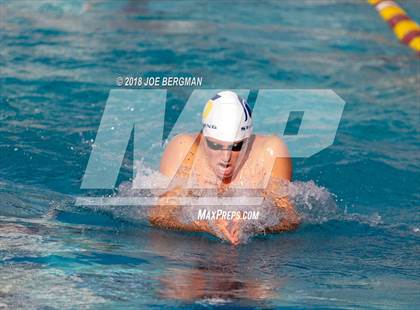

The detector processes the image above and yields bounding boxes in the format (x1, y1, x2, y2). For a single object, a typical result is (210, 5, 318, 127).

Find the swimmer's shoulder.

(252, 134, 290, 158)
(263, 135, 290, 158)
(160, 133, 198, 177)
(252, 134, 292, 180)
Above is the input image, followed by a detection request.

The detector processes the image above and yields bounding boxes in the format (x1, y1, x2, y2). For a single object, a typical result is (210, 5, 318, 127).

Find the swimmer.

(149, 90, 300, 244)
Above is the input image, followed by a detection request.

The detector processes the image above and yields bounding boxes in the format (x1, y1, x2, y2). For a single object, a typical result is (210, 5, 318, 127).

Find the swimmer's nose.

(220, 149, 232, 163)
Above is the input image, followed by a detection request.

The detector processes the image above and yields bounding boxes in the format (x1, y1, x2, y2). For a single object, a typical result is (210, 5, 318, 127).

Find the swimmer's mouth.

(217, 163, 233, 176)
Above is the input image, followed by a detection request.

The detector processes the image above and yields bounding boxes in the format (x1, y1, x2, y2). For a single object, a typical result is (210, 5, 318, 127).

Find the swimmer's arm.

(262, 195, 300, 232)
(149, 198, 238, 243)
(150, 134, 211, 232)
(150, 200, 239, 244)
(149, 187, 211, 232)
(159, 134, 195, 180)
(261, 136, 300, 232)
(148, 201, 211, 233)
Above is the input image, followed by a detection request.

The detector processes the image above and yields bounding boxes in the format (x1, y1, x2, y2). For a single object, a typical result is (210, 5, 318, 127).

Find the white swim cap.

(202, 91, 252, 142)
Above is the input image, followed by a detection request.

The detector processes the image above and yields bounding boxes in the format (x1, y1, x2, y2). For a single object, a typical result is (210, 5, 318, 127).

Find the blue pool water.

(1, 0, 419, 308)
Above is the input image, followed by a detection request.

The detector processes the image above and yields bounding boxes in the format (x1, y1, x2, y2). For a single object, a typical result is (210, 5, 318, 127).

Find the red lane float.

(368, 0, 420, 55)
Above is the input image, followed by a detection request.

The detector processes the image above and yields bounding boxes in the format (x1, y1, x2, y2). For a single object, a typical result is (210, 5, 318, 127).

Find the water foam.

(109, 163, 341, 243)
(73, 162, 401, 243)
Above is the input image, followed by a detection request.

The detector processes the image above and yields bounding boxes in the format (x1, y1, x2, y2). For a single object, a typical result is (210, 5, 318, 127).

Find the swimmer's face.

(203, 137, 248, 180)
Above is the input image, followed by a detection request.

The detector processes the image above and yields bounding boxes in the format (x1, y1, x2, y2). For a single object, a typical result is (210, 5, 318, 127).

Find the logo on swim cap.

(202, 100, 213, 120)
(202, 90, 252, 142)
(238, 95, 252, 121)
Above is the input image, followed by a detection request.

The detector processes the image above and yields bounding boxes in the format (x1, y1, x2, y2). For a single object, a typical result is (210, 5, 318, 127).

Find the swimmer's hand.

(185, 218, 239, 245)
(209, 218, 242, 245)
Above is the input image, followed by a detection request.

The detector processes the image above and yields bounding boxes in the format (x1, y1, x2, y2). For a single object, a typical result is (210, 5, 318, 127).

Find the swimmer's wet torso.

(149, 91, 300, 244)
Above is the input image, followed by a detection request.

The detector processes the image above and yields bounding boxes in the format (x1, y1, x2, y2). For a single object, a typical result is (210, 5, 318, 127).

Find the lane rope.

(368, 0, 420, 55)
